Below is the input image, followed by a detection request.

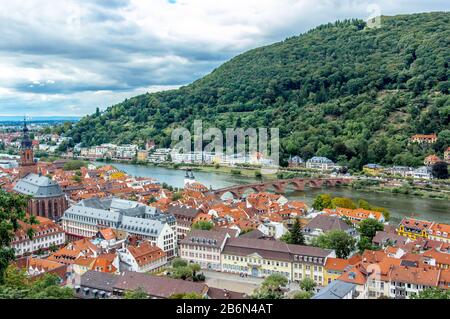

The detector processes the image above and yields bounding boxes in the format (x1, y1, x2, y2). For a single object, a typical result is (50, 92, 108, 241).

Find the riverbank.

(107, 162, 450, 224)
(51, 156, 450, 203)
(350, 179, 450, 201)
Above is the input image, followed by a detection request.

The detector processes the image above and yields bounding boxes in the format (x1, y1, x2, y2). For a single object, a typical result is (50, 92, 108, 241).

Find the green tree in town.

(411, 287, 450, 299)
(292, 291, 313, 299)
(171, 192, 183, 201)
(171, 258, 188, 269)
(312, 230, 356, 259)
(358, 219, 384, 241)
(312, 194, 332, 211)
(169, 292, 205, 299)
(357, 236, 377, 254)
(191, 221, 214, 231)
(299, 277, 316, 292)
(289, 219, 305, 245)
(331, 197, 356, 209)
(62, 160, 87, 171)
(280, 219, 305, 245)
(0, 191, 36, 284)
(251, 274, 288, 299)
(123, 287, 149, 299)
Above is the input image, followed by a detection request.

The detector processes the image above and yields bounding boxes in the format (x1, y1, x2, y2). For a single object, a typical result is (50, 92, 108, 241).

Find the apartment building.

(61, 197, 177, 257)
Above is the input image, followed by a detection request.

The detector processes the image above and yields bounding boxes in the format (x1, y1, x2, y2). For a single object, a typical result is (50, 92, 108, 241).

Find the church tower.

(19, 117, 37, 178)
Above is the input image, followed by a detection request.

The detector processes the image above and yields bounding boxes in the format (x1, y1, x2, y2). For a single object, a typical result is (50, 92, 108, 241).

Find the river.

(105, 162, 450, 224)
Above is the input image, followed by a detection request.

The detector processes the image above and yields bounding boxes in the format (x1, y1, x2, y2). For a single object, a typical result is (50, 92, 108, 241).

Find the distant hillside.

(67, 12, 450, 169)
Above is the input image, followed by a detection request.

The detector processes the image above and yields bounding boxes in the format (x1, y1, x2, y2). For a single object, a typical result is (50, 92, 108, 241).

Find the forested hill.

(67, 12, 450, 169)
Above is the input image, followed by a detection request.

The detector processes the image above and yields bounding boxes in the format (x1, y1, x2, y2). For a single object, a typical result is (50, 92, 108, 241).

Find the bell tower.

(19, 117, 37, 178)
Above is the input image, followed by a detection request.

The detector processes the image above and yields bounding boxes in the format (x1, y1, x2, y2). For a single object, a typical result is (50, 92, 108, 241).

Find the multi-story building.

(288, 156, 304, 168)
(137, 150, 148, 162)
(410, 134, 437, 144)
(397, 217, 433, 240)
(115, 144, 137, 160)
(61, 197, 177, 258)
(148, 148, 172, 163)
(323, 207, 385, 225)
(306, 156, 337, 171)
(363, 164, 384, 176)
(303, 215, 358, 244)
(117, 240, 167, 273)
(323, 257, 351, 285)
(179, 229, 230, 270)
(166, 204, 201, 241)
(221, 237, 334, 285)
(424, 154, 441, 166)
(389, 266, 441, 299)
(428, 222, 450, 243)
(11, 216, 65, 256)
(257, 221, 288, 239)
(412, 166, 433, 179)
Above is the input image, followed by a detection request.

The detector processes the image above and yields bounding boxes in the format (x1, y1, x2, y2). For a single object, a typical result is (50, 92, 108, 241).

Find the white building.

(412, 166, 433, 179)
(115, 144, 138, 160)
(257, 221, 288, 239)
(148, 148, 172, 163)
(117, 240, 168, 273)
(61, 197, 177, 258)
(306, 156, 337, 171)
(179, 229, 231, 270)
(11, 216, 65, 256)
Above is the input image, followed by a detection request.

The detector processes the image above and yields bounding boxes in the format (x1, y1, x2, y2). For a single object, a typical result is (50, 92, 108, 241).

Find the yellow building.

(363, 164, 384, 176)
(137, 150, 149, 162)
(323, 257, 350, 286)
(221, 237, 334, 286)
(397, 217, 433, 240)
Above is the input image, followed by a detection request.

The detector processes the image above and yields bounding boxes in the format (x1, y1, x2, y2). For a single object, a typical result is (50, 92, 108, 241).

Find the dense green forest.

(66, 12, 450, 169)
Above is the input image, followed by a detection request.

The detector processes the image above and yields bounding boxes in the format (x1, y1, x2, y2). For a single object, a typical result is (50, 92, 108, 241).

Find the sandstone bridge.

(212, 177, 352, 199)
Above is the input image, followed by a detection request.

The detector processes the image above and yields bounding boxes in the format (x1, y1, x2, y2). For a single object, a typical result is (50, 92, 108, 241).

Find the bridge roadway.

(212, 177, 352, 199)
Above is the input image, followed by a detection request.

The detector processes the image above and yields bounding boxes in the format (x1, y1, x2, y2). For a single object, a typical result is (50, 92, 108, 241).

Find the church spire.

(19, 116, 37, 178)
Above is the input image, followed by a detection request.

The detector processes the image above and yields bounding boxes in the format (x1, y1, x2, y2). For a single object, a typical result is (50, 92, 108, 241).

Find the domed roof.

(13, 173, 64, 198)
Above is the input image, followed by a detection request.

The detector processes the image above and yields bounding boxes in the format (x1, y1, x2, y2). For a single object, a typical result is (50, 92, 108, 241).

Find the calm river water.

(106, 162, 450, 224)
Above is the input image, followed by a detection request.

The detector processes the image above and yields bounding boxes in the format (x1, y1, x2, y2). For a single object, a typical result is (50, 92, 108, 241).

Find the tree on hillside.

(311, 230, 356, 259)
(431, 162, 449, 179)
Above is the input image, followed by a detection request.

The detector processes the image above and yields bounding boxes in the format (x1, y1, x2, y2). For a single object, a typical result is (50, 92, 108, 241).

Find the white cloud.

(0, 0, 448, 116)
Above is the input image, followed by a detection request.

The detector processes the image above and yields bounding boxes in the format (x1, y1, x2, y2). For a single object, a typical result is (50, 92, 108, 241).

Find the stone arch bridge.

(212, 177, 352, 199)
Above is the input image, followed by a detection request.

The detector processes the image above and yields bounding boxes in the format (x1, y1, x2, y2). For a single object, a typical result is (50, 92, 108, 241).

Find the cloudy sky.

(0, 0, 448, 117)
